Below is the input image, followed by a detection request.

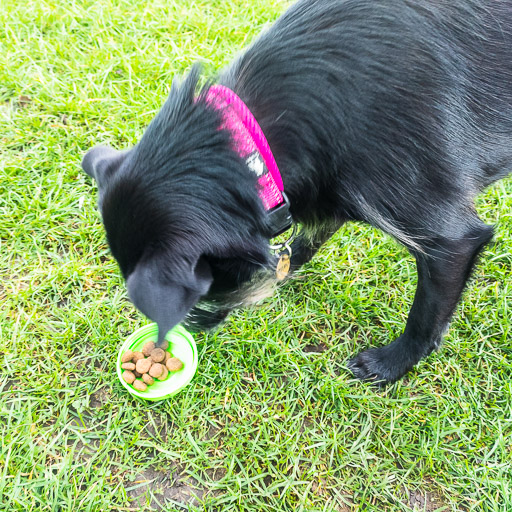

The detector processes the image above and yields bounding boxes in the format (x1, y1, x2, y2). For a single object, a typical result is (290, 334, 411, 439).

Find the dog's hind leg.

(347, 218, 494, 384)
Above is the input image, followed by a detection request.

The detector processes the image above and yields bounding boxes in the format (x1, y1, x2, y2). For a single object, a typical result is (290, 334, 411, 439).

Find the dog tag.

(276, 254, 290, 281)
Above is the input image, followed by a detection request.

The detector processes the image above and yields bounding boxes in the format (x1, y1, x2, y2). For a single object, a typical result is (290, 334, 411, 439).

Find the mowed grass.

(1, 0, 511, 510)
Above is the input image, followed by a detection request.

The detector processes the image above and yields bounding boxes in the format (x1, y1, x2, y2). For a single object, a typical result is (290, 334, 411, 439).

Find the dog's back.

(224, 0, 512, 235)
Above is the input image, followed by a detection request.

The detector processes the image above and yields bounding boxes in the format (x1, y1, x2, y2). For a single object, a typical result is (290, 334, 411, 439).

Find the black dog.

(82, 0, 512, 384)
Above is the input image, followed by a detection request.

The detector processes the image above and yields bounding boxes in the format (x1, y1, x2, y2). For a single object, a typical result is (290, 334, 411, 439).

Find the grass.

(1, 0, 511, 510)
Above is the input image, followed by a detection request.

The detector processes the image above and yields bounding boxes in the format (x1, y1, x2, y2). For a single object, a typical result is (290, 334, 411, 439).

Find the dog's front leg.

(184, 306, 231, 332)
(347, 221, 494, 385)
(289, 221, 343, 271)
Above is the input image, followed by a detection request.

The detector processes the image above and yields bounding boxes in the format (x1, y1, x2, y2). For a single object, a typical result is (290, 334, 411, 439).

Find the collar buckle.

(267, 192, 293, 239)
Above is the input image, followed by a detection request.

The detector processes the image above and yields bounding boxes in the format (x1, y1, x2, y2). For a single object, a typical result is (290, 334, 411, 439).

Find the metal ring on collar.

(269, 223, 298, 251)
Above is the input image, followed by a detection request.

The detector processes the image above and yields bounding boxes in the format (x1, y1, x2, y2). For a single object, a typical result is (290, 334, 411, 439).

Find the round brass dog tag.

(276, 254, 290, 281)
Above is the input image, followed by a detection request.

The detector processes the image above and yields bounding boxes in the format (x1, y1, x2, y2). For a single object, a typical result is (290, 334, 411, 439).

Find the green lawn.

(1, 0, 511, 510)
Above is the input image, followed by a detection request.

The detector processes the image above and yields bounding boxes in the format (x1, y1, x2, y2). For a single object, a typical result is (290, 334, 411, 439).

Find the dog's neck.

(205, 85, 292, 238)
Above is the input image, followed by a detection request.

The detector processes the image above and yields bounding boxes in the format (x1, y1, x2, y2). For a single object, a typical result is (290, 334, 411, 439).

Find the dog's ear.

(126, 255, 213, 345)
(81, 145, 126, 189)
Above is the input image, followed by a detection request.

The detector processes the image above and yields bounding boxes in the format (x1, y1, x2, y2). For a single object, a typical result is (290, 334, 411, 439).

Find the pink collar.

(205, 85, 292, 236)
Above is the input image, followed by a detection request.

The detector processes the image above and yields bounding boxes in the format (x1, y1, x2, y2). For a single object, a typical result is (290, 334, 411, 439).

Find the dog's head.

(82, 70, 271, 343)
(82, 144, 217, 344)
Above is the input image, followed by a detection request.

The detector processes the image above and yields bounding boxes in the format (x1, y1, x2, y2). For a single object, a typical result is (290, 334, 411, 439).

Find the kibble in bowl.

(116, 323, 197, 401)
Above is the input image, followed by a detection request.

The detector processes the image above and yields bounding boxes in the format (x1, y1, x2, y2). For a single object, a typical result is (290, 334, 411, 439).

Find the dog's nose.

(156, 322, 171, 347)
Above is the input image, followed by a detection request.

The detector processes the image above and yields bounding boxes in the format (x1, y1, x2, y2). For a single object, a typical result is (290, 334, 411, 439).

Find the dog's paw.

(347, 344, 411, 385)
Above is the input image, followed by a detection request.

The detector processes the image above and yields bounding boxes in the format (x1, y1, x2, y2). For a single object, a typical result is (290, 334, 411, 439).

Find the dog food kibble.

(142, 373, 154, 386)
(133, 380, 147, 392)
(157, 366, 169, 381)
(132, 351, 144, 363)
(150, 348, 165, 363)
(159, 339, 169, 350)
(122, 370, 136, 384)
(141, 341, 155, 357)
(149, 363, 164, 379)
(120, 345, 184, 393)
(121, 350, 134, 363)
(166, 357, 184, 372)
(136, 357, 152, 374)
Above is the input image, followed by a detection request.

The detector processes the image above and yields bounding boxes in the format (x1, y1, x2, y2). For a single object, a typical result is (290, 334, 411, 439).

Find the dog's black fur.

(83, 0, 512, 384)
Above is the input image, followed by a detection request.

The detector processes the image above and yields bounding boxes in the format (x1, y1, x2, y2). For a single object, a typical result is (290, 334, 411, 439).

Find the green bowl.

(116, 323, 198, 400)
